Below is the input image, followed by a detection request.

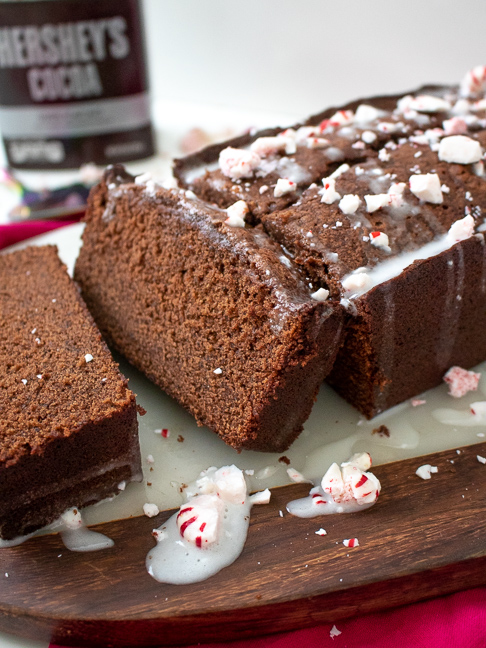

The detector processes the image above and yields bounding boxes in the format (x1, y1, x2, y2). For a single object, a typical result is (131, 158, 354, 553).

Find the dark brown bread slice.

(0, 246, 142, 540)
(262, 132, 486, 417)
(174, 82, 486, 419)
(74, 166, 344, 452)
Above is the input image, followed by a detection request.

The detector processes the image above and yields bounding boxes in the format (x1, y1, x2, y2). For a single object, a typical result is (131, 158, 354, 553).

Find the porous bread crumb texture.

(75, 180, 343, 452)
(0, 246, 141, 539)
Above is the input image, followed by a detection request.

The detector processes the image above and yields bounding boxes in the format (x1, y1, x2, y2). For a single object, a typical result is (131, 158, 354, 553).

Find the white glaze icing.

(146, 465, 269, 584)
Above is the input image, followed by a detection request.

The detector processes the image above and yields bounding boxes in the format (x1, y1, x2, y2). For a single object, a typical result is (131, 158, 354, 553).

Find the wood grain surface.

(0, 442, 485, 647)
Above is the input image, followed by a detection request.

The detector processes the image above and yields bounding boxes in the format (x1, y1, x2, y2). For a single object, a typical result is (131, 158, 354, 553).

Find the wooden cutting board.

(1, 441, 485, 647)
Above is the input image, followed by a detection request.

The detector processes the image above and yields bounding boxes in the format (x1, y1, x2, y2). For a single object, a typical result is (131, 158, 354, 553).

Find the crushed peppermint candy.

(409, 173, 443, 204)
(443, 117, 468, 136)
(444, 366, 480, 397)
(249, 489, 272, 505)
(274, 178, 297, 197)
(411, 399, 427, 407)
(477, 456, 486, 465)
(320, 177, 341, 204)
(470, 401, 486, 421)
(339, 194, 361, 215)
(315, 528, 327, 536)
(361, 130, 377, 144)
(460, 65, 486, 97)
(416, 464, 438, 480)
(225, 200, 248, 227)
(330, 163, 350, 179)
(143, 503, 160, 518)
(438, 135, 483, 164)
(365, 193, 389, 213)
(287, 452, 381, 518)
(154, 428, 170, 438)
(447, 215, 475, 242)
(219, 147, 261, 180)
(369, 231, 390, 249)
(343, 538, 359, 548)
(409, 95, 451, 113)
(341, 271, 371, 294)
(213, 367, 223, 375)
(330, 625, 342, 639)
(287, 467, 311, 483)
(306, 137, 330, 148)
(84, 353, 93, 363)
(21, 378, 27, 385)
(250, 135, 293, 157)
(310, 287, 330, 302)
(378, 148, 391, 162)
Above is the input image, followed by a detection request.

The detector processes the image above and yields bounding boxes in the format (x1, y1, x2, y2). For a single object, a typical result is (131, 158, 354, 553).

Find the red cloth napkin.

(0, 219, 79, 251)
(9, 221, 485, 648)
(49, 587, 486, 648)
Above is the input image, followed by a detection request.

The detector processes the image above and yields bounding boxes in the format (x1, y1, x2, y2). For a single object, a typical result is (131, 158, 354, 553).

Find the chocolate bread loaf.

(0, 246, 142, 541)
(74, 166, 344, 452)
(173, 71, 486, 417)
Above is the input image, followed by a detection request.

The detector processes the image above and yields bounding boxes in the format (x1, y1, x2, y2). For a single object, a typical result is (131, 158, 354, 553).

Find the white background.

(143, 0, 486, 120)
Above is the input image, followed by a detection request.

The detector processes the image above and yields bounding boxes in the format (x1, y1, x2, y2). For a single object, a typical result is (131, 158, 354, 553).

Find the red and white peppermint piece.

(287, 467, 311, 483)
(330, 625, 342, 638)
(343, 538, 359, 548)
(213, 465, 247, 504)
(341, 452, 372, 472)
(369, 231, 389, 249)
(310, 287, 330, 302)
(339, 194, 361, 215)
(460, 65, 486, 97)
(447, 215, 475, 242)
(225, 200, 249, 228)
(354, 104, 384, 123)
(315, 528, 327, 536)
(470, 401, 486, 421)
(409, 173, 443, 204)
(143, 503, 160, 518)
(415, 464, 438, 480)
(409, 95, 451, 113)
(328, 110, 354, 127)
(176, 494, 224, 547)
(306, 137, 330, 149)
(320, 177, 342, 204)
(411, 399, 427, 407)
(378, 148, 391, 162)
(274, 178, 297, 198)
(438, 135, 483, 164)
(341, 271, 371, 294)
(444, 366, 481, 398)
(361, 130, 377, 144)
(329, 163, 351, 179)
(250, 135, 294, 157)
(219, 147, 261, 180)
(442, 117, 468, 136)
(249, 489, 271, 505)
(154, 428, 170, 438)
(364, 194, 389, 213)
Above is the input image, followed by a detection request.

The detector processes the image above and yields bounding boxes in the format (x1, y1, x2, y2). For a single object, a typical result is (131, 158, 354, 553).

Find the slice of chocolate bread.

(173, 73, 486, 418)
(74, 166, 344, 452)
(0, 246, 142, 541)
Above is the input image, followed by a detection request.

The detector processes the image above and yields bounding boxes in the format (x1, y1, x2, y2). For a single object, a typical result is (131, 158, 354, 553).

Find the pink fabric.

(0, 219, 79, 251)
(10, 221, 483, 648)
(49, 587, 486, 648)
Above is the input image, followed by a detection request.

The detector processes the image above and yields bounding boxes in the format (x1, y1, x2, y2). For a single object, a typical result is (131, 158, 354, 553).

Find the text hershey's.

(0, 18, 130, 102)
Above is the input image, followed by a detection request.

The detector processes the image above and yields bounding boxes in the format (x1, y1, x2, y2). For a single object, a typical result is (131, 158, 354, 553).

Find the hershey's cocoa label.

(0, 0, 155, 168)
